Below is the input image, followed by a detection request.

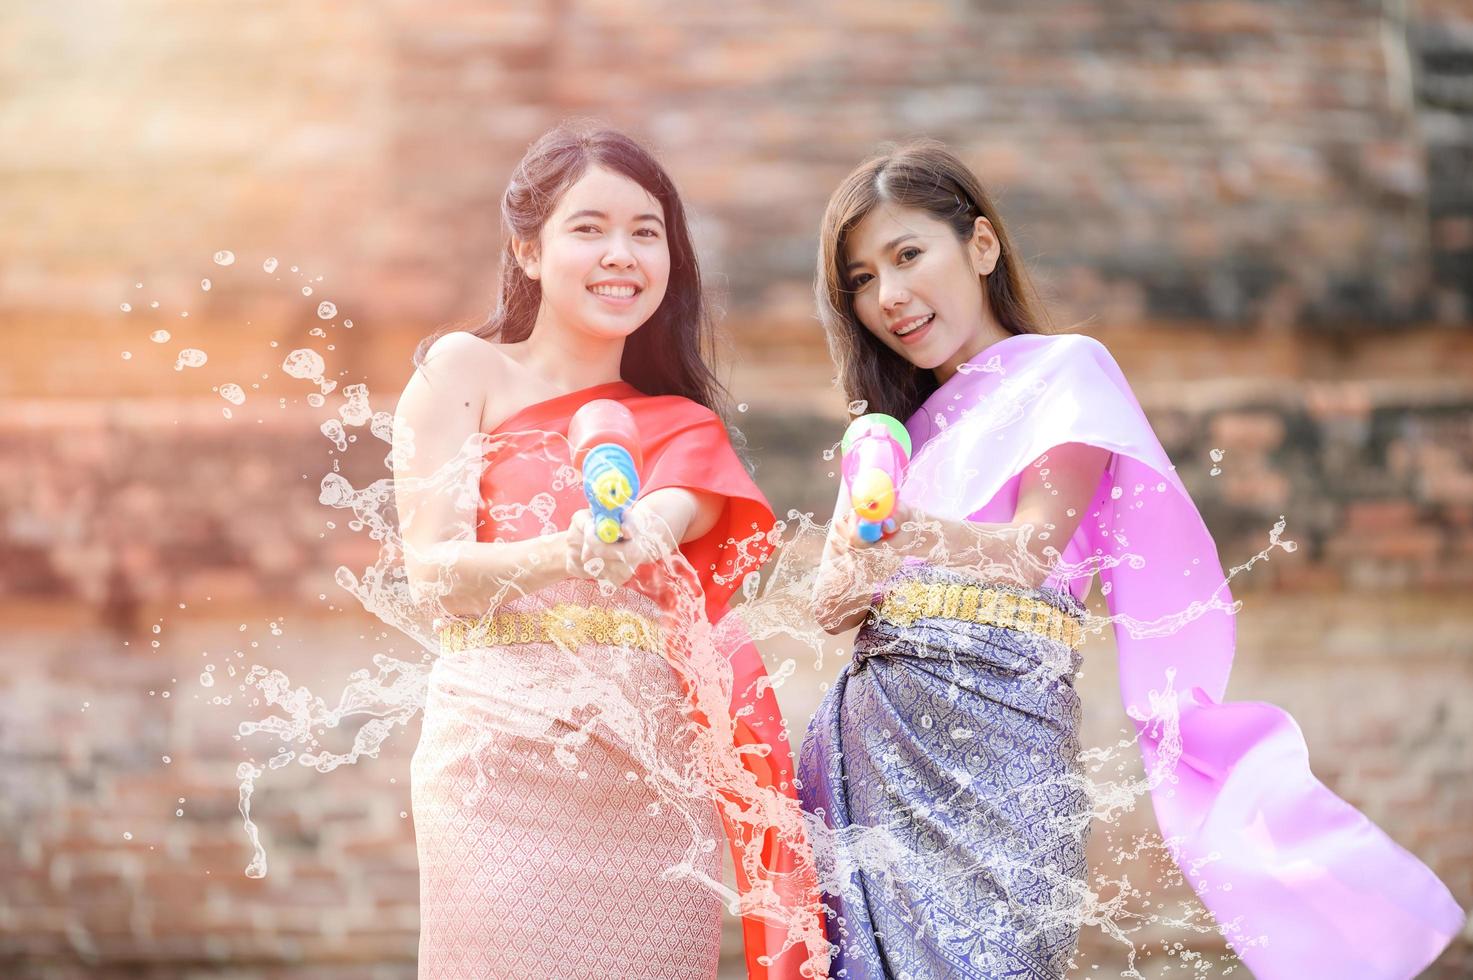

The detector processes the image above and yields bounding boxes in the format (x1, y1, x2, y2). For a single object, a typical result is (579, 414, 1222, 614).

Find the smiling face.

(842, 203, 1004, 380)
(516, 166, 671, 342)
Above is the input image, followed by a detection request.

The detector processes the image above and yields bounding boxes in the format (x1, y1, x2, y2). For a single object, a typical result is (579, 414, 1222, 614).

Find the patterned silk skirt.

(411, 579, 723, 980)
(798, 569, 1091, 980)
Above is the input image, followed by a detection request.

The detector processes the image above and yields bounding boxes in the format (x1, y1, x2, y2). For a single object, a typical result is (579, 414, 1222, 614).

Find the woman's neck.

(933, 322, 1014, 385)
(519, 309, 626, 393)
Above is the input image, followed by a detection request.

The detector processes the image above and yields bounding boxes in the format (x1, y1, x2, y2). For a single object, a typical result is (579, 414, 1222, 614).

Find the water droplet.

(1110, 487, 1123, 500)
(736, 402, 748, 413)
(150, 329, 171, 343)
(174, 348, 208, 371)
(123, 832, 133, 841)
(262, 257, 278, 273)
(342, 319, 353, 329)
(199, 672, 214, 688)
(847, 399, 869, 415)
(320, 419, 348, 451)
(307, 393, 325, 408)
(283, 348, 326, 382)
(316, 301, 337, 320)
(1209, 466, 1222, 477)
(200, 278, 212, 291)
(301, 286, 313, 297)
(1209, 448, 1225, 463)
(213, 250, 235, 266)
(175, 809, 184, 817)
(219, 383, 246, 406)
(161, 755, 171, 764)
(149, 300, 160, 308)
(121, 351, 132, 360)
(120, 302, 132, 312)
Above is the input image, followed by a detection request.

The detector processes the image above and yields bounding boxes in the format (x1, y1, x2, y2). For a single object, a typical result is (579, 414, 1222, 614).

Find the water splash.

(236, 762, 266, 877)
(186, 290, 1287, 974)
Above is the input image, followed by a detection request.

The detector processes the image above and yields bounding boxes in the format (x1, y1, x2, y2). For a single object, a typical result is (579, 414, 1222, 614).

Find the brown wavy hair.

(816, 139, 1048, 420)
(417, 123, 727, 414)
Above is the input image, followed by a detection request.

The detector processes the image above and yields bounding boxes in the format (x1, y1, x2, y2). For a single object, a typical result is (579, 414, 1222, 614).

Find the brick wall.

(3, 0, 1471, 976)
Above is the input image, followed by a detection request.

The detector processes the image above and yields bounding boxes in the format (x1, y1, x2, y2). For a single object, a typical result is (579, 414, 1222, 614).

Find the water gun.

(568, 399, 644, 544)
(840, 412, 913, 543)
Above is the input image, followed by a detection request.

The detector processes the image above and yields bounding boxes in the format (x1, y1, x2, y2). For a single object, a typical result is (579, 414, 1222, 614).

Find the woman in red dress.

(392, 125, 824, 980)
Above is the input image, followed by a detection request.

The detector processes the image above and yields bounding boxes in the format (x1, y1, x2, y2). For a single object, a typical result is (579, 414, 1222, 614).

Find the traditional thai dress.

(799, 334, 1463, 979)
(412, 381, 825, 980)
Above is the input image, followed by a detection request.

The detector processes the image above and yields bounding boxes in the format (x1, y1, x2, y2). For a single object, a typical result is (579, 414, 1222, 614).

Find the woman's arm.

(812, 507, 883, 634)
(393, 333, 576, 618)
(809, 442, 1111, 633)
(919, 441, 1112, 587)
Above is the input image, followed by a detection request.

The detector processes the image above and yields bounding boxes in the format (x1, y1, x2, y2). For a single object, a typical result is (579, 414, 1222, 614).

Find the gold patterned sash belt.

(874, 580, 1085, 650)
(437, 603, 663, 654)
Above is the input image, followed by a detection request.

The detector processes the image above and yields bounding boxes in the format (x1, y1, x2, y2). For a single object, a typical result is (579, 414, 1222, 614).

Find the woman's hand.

(563, 504, 675, 587)
(833, 501, 939, 561)
(812, 503, 928, 634)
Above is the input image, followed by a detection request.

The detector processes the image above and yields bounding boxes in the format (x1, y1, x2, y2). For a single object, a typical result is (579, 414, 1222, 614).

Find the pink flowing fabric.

(900, 332, 1464, 978)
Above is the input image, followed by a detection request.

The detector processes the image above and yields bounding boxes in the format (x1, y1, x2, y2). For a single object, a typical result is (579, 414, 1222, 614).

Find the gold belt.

(874, 581, 1085, 650)
(437, 603, 663, 654)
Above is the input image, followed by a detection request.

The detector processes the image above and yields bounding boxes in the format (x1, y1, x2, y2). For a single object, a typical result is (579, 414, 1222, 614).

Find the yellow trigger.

(851, 470, 896, 522)
(593, 471, 633, 510)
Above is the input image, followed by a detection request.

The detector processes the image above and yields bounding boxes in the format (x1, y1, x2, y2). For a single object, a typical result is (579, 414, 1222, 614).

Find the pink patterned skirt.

(411, 580, 724, 979)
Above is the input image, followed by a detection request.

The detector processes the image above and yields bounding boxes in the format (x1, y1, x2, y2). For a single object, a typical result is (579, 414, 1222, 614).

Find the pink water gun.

(840, 413, 913, 543)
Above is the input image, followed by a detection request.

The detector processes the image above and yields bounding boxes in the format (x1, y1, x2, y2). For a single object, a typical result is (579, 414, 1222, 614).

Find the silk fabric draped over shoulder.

(897, 334, 1463, 979)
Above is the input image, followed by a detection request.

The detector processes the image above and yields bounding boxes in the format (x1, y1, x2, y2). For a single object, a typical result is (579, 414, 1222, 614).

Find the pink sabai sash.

(900, 332, 1464, 979)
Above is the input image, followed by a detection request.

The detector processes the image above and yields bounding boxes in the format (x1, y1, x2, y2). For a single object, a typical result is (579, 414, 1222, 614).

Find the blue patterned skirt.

(798, 572, 1090, 980)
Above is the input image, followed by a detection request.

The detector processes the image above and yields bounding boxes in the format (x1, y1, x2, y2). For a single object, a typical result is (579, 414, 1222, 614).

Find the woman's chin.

(893, 344, 945, 371)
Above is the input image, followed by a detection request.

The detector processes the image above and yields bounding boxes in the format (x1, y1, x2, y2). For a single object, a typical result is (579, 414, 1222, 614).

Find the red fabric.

(479, 382, 827, 980)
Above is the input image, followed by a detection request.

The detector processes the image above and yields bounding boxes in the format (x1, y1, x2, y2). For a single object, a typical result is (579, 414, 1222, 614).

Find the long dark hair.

(418, 123, 726, 414)
(816, 139, 1048, 420)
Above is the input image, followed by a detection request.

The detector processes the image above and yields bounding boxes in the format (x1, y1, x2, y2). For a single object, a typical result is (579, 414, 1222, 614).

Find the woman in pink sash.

(393, 126, 824, 980)
(799, 139, 1462, 978)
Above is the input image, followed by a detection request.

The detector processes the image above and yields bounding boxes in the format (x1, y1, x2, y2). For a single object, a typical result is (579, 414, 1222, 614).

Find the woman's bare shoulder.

(397, 331, 512, 428)
(416, 330, 507, 380)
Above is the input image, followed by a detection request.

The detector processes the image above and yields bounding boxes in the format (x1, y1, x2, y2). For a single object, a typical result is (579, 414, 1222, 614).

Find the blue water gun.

(569, 399, 643, 544)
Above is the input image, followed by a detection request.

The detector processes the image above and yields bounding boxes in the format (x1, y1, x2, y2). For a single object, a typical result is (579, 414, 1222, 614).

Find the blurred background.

(3, 0, 1472, 976)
